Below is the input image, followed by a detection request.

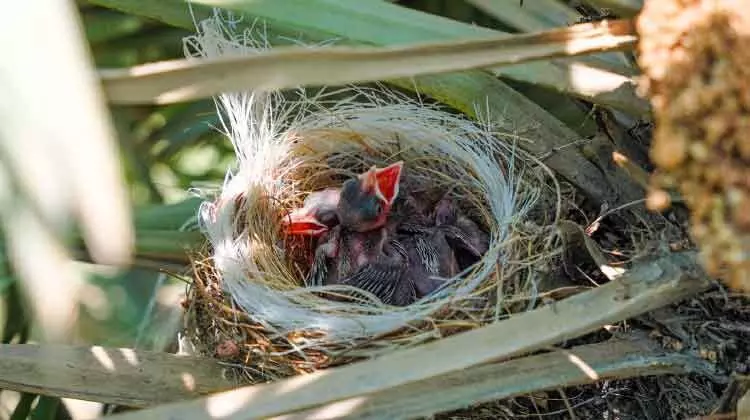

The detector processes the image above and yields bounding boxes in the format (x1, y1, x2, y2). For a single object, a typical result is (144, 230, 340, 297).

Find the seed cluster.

(637, 0, 750, 291)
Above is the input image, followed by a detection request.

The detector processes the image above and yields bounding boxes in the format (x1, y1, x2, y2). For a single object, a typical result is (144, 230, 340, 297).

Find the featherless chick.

(284, 162, 416, 305)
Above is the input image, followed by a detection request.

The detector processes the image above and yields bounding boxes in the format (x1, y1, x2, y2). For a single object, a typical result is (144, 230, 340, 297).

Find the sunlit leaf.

(465, 0, 634, 70)
(90, 0, 640, 112)
(99, 19, 636, 105)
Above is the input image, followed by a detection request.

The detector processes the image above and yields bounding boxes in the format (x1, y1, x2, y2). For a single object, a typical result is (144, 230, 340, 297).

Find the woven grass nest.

(181, 13, 560, 380)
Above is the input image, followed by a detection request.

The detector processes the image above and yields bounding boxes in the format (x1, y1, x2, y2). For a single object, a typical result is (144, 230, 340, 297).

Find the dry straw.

(181, 10, 561, 379)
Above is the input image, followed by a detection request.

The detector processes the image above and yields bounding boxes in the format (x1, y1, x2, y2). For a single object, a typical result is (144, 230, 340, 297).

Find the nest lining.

(181, 12, 561, 375)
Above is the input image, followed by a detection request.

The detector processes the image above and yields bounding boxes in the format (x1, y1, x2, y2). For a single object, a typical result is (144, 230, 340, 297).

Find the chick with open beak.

(283, 187, 341, 237)
(281, 162, 417, 305)
(282, 161, 403, 236)
(337, 163, 398, 232)
(283, 161, 495, 306)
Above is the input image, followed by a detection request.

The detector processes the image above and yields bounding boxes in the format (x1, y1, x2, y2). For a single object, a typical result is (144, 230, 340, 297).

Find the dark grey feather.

(305, 247, 329, 287)
(396, 222, 430, 234)
(304, 226, 341, 287)
(415, 235, 439, 275)
(340, 262, 415, 306)
(439, 224, 484, 257)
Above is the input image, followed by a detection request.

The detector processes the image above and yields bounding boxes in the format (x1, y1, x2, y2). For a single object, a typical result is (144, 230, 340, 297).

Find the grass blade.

(133, 198, 201, 231)
(465, 0, 634, 70)
(68, 230, 204, 265)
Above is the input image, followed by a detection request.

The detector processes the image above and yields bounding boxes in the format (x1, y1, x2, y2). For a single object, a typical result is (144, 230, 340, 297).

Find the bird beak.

(281, 208, 329, 236)
(359, 166, 381, 197)
(374, 161, 403, 206)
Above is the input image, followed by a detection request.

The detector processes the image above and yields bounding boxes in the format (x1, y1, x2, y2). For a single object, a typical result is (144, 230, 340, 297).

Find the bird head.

(281, 188, 340, 237)
(337, 161, 403, 232)
(282, 161, 404, 236)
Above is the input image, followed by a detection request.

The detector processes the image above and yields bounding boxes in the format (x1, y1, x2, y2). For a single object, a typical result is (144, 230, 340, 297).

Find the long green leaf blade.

(90, 0, 639, 111)
(100, 19, 637, 106)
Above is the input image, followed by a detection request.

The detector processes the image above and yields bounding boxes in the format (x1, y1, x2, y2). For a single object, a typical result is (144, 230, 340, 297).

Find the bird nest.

(181, 13, 561, 380)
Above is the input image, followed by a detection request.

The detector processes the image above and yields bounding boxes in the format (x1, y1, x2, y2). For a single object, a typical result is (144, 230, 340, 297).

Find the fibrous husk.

(637, 0, 750, 292)
(180, 11, 560, 380)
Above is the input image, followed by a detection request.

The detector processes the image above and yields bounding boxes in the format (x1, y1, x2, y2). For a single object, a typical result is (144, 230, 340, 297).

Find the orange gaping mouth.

(359, 161, 404, 206)
(284, 161, 404, 236)
(375, 161, 403, 206)
(282, 209, 329, 236)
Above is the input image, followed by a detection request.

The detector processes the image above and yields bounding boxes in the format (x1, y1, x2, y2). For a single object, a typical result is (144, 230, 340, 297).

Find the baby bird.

(283, 161, 403, 236)
(283, 162, 417, 305)
(433, 196, 489, 269)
